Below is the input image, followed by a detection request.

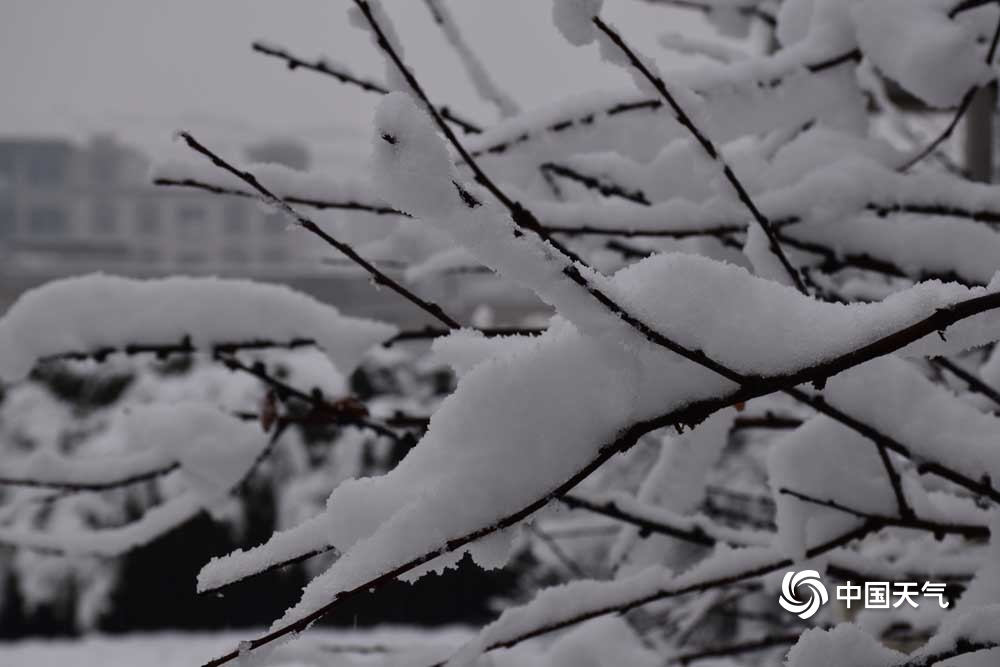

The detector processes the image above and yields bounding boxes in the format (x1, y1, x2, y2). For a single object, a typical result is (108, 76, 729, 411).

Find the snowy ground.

(0, 627, 474, 667)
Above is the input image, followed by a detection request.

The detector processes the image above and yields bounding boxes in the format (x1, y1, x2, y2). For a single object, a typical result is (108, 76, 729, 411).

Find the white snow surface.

(551, 0, 604, 46)
(0, 274, 396, 380)
(0, 628, 472, 667)
(0, 404, 264, 555)
(196, 93, 1000, 629)
(853, 0, 993, 108)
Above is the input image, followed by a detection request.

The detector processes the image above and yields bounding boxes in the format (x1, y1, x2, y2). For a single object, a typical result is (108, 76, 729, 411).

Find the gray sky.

(1, 1, 715, 168)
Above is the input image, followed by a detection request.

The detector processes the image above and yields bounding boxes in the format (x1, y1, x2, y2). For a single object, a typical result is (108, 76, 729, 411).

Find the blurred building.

(0, 135, 312, 279)
(0, 134, 543, 325)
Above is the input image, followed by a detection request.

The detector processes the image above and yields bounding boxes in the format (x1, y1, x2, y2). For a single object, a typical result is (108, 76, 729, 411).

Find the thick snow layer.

(196, 92, 1000, 630)
(658, 32, 749, 64)
(825, 358, 1000, 497)
(373, 94, 458, 220)
(778, 0, 860, 56)
(768, 415, 898, 558)
(534, 154, 1000, 253)
(612, 410, 737, 573)
(0, 404, 263, 555)
(552, 0, 604, 46)
(127, 402, 267, 506)
(376, 95, 1000, 367)
(452, 543, 786, 664)
(744, 221, 795, 286)
(958, 516, 1000, 609)
(0, 491, 205, 556)
(771, 355, 1000, 557)
(201, 88, 1000, 624)
(0, 443, 173, 489)
(464, 64, 864, 183)
(197, 512, 334, 594)
(0, 274, 396, 380)
(853, 0, 993, 108)
(791, 213, 1000, 286)
(0, 628, 472, 667)
(776, 0, 819, 47)
(785, 624, 904, 667)
(542, 616, 658, 667)
(200, 241, 1000, 620)
(429, 328, 542, 377)
(788, 607, 1000, 666)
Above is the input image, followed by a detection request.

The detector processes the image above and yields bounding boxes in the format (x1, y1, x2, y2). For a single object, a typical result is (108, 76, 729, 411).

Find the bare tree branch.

(420, 0, 520, 118)
(199, 286, 1000, 665)
(352, 0, 587, 266)
(251, 40, 483, 135)
(153, 176, 407, 216)
(592, 16, 806, 294)
(778, 488, 989, 539)
(176, 131, 462, 330)
(900, 4, 1000, 171)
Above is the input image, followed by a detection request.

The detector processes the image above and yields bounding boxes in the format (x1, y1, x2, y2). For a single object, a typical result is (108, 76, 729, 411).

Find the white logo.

(779, 570, 829, 619)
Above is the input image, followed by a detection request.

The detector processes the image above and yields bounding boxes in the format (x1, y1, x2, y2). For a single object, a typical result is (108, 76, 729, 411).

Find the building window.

(92, 200, 118, 234)
(223, 201, 247, 234)
(0, 202, 14, 239)
(29, 207, 68, 236)
(177, 251, 207, 265)
(136, 247, 160, 264)
(176, 204, 207, 240)
(137, 201, 160, 235)
(260, 247, 288, 264)
(222, 246, 248, 264)
(261, 212, 286, 234)
(26, 152, 68, 187)
(0, 153, 14, 186)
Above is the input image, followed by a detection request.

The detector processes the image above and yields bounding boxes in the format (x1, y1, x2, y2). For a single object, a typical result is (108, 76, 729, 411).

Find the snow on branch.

(421, 0, 521, 118)
(0, 404, 274, 555)
(196, 249, 1000, 664)
(175, 131, 462, 330)
(588, 14, 805, 292)
(21, 0, 1000, 663)
(0, 274, 395, 381)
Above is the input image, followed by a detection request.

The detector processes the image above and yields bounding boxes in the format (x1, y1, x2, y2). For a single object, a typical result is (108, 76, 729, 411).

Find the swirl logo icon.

(779, 570, 828, 619)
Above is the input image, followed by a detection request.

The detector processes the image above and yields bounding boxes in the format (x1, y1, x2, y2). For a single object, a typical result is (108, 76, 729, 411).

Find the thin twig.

(251, 41, 482, 134)
(778, 488, 988, 538)
(420, 0, 520, 118)
(352, 0, 587, 266)
(0, 463, 180, 492)
(154, 177, 408, 216)
(467, 49, 860, 159)
(931, 357, 1000, 409)
(383, 325, 545, 346)
(641, 0, 776, 27)
(900, 5, 1000, 171)
(38, 335, 316, 365)
(199, 287, 1000, 665)
(176, 132, 461, 330)
(592, 16, 806, 294)
(215, 353, 410, 446)
(540, 162, 651, 205)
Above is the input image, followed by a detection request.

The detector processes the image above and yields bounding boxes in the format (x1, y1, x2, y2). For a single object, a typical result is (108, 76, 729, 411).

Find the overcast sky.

(1, 1, 718, 169)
